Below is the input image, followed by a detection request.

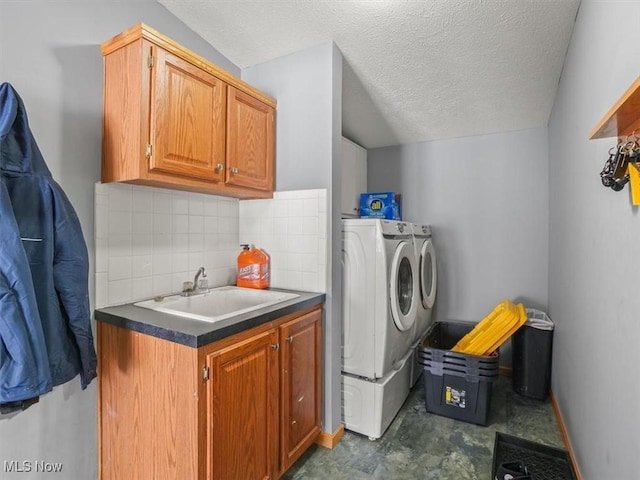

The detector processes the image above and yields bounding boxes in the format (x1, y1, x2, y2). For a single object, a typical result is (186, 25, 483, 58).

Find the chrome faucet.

(193, 267, 206, 288)
(182, 267, 208, 296)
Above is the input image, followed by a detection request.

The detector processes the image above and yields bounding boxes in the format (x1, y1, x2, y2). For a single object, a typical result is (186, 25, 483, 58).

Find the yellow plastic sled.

(451, 300, 527, 356)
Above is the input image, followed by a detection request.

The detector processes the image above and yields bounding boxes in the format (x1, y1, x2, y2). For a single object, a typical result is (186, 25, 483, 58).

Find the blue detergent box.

(359, 192, 402, 220)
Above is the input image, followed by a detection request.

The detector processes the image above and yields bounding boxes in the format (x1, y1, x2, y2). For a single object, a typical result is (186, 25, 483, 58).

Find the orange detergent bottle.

(236, 244, 270, 289)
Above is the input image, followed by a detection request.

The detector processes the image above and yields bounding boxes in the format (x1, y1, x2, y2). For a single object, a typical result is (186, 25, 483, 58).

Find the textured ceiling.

(158, 0, 580, 149)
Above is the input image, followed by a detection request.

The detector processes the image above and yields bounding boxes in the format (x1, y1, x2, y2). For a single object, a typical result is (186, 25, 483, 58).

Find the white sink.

(134, 286, 299, 323)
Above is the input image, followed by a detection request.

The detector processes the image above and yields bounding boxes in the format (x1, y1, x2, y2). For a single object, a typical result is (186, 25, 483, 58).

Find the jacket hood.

(0, 82, 51, 176)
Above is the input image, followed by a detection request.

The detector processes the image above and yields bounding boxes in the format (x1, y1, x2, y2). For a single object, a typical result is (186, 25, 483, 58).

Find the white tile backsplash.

(289, 199, 304, 217)
(131, 277, 153, 300)
(108, 234, 131, 257)
(108, 257, 132, 281)
(172, 195, 189, 215)
(108, 211, 131, 235)
(132, 212, 153, 235)
(132, 188, 153, 213)
(203, 198, 218, 217)
(188, 233, 204, 252)
(273, 199, 288, 217)
(188, 198, 204, 216)
(153, 191, 171, 213)
(239, 189, 328, 293)
(132, 234, 152, 255)
(152, 253, 172, 275)
(132, 255, 152, 278)
(171, 233, 189, 253)
(95, 183, 240, 307)
(152, 275, 172, 297)
(95, 183, 329, 307)
(152, 213, 171, 235)
(188, 215, 204, 234)
(108, 279, 132, 305)
(108, 184, 132, 212)
(203, 216, 218, 234)
(188, 252, 205, 271)
(95, 237, 107, 273)
(95, 272, 107, 307)
(95, 203, 108, 239)
(172, 214, 189, 234)
(171, 253, 189, 273)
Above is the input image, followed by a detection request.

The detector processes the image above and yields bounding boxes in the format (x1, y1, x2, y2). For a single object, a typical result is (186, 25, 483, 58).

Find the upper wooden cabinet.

(226, 86, 275, 191)
(150, 48, 226, 182)
(101, 24, 276, 198)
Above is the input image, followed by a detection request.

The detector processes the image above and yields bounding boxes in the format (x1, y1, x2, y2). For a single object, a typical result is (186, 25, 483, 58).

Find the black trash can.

(512, 309, 554, 401)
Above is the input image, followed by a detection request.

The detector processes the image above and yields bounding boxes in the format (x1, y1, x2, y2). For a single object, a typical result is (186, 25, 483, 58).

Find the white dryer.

(409, 223, 438, 387)
(341, 219, 418, 439)
(410, 224, 437, 343)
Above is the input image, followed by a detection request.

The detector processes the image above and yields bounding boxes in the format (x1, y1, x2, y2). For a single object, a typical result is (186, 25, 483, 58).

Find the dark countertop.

(94, 288, 325, 348)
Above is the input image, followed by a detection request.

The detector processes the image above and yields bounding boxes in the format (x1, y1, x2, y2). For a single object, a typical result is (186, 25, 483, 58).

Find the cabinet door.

(149, 46, 226, 182)
(226, 86, 274, 192)
(341, 138, 367, 217)
(206, 328, 279, 480)
(279, 308, 322, 472)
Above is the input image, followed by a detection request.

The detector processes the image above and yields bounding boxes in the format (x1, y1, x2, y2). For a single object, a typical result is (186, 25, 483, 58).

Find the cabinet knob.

(231, 167, 238, 174)
(271, 343, 279, 350)
(285, 336, 293, 343)
(215, 163, 224, 171)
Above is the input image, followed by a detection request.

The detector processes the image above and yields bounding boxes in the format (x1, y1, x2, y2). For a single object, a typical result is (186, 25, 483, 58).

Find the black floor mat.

(492, 432, 577, 480)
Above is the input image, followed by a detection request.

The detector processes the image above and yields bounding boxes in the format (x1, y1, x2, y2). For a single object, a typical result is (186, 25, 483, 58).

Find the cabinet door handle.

(231, 167, 238, 174)
(271, 343, 279, 350)
(215, 163, 224, 172)
(285, 336, 293, 343)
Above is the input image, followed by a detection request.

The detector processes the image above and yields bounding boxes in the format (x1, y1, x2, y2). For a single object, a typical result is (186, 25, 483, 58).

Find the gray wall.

(548, 1, 640, 477)
(368, 128, 549, 347)
(0, 2, 236, 478)
(243, 43, 344, 434)
(243, 44, 336, 192)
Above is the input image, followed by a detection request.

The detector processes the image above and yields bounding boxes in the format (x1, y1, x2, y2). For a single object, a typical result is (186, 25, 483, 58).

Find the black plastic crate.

(419, 357, 499, 380)
(492, 432, 577, 480)
(421, 320, 479, 350)
(417, 349, 499, 381)
(417, 321, 499, 426)
(422, 368, 495, 425)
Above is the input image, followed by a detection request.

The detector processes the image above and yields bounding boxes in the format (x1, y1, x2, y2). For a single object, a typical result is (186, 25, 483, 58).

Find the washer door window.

(420, 239, 437, 309)
(390, 241, 417, 331)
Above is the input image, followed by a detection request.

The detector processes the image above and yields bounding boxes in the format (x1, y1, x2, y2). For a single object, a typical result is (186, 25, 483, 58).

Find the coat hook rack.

(590, 76, 640, 205)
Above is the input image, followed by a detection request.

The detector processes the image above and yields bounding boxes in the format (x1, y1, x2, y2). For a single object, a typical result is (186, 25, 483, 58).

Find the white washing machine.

(341, 218, 418, 439)
(409, 223, 438, 387)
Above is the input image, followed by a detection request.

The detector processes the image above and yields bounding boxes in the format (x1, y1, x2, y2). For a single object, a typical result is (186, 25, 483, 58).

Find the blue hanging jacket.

(0, 181, 52, 403)
(0, 82, 97, 403)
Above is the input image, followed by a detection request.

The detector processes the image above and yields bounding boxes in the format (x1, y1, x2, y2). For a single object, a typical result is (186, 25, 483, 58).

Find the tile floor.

(283, 375, 564, 480)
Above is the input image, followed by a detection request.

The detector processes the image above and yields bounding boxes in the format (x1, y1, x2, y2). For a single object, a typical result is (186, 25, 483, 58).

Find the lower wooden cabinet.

(206, 328, 279, 480)
(279, 311, 322, 472)
(98, 305, 322, 480)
